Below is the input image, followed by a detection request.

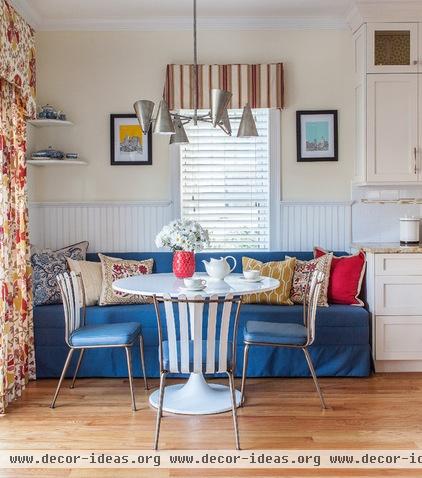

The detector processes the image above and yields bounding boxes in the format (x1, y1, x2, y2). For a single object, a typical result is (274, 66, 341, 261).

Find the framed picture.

(296, 110, 338, 162)
(110, 114, 152, 165)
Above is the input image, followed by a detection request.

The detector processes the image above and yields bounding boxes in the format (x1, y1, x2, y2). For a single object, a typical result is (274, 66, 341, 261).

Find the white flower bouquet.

(155, 219, 210, 252)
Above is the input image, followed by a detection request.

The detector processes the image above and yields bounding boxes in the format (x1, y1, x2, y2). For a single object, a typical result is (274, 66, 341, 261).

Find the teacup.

(183, 277, 206, 289)
(243, 270, 260, 280)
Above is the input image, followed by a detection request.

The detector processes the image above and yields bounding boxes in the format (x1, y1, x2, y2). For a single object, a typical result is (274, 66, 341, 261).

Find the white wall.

(29, 29, 354, 203)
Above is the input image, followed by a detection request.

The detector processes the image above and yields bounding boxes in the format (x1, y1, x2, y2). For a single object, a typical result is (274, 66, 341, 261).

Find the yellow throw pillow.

(242, 256, 296, 305)
(67, 258, 103, 306)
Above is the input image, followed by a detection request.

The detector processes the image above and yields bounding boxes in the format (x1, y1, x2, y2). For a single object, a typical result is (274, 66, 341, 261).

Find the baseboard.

(375, 360, 422, 372)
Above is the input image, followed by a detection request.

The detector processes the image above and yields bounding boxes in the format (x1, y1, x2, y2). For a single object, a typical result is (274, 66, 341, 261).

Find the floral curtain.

(0, 0, 36, 414)
(0, 0, 36, 117)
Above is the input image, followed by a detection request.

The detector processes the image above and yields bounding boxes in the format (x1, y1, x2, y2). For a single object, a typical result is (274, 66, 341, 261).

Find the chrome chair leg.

(303, 348, 327, 410)
(240, 344, 250, 406)
(50, 349, 74, 408)
(227, 371, 240, 450)
(70, 348, 85, 389)
(125, 347, 137, 411)
(139, 335, 148, 390)
(154, 372, 167, 450)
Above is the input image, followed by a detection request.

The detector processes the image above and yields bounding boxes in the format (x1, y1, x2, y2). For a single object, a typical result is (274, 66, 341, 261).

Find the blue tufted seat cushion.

(69, 322, 141, 347)
(162, 340, 233, 371)
(244, 320, 308, 346)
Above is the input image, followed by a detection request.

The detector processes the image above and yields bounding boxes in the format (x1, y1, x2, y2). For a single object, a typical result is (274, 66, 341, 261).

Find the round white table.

(113, 273, 279, 415)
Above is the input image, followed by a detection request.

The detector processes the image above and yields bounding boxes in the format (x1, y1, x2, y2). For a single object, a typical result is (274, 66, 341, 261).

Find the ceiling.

(10, 0, 355, 30)
(19, 0, 353, 19)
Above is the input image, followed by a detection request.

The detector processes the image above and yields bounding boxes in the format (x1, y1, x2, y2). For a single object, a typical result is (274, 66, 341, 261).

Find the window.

(175, 109, 275, 250)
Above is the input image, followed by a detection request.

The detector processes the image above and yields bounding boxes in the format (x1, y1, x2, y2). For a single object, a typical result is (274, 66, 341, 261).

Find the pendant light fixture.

(133, 0, 258, 143)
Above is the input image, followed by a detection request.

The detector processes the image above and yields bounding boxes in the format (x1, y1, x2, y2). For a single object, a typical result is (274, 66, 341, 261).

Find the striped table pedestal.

(113, 272, 279, 415)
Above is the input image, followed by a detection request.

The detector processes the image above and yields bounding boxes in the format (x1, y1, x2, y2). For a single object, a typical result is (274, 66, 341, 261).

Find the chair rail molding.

(28, 200, 173, 252)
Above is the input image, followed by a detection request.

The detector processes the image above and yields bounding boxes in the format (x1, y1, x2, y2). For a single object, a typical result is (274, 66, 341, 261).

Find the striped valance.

(164, 63, 284, 111)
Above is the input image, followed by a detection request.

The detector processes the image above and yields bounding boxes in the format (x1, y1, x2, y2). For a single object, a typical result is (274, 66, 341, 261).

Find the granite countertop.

(351, 243, 422, 253)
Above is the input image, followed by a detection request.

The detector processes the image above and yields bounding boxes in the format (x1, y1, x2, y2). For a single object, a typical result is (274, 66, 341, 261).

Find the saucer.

(238, 276, 263, 283)
(179, 285, 207, 292)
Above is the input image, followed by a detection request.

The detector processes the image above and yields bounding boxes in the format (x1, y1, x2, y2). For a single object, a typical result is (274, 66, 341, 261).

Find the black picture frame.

(110, 114, 152, 166)
(296, 110, 338, 162)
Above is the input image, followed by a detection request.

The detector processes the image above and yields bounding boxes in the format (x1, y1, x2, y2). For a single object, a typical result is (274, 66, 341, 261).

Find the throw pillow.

(99, 254, 154, 306)
(241, 257, 296, 305)
(67, 258, 104, 306)
(314, 247, 366, 306)
(32, 241, 89, 306)
(288, 254, 332, 307)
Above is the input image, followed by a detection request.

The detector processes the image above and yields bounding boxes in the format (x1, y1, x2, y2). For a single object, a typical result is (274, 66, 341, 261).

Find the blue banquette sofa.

(33, 251, 371, 378)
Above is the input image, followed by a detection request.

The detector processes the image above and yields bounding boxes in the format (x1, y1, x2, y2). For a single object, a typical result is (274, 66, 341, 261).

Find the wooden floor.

(1, 374, 422, 477)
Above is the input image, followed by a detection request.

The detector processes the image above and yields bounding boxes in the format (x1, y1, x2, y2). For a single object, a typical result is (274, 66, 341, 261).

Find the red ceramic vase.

(173, 251, 195, 278)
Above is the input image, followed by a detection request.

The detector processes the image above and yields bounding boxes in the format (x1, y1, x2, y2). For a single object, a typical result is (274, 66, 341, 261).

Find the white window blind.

(180, 109, 270, 250)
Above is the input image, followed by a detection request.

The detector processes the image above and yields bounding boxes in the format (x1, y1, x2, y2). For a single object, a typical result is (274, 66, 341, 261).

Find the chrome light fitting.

(133, 0, 258, 144)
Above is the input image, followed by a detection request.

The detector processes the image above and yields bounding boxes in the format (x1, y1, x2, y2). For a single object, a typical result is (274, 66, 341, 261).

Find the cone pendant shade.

(132, 1, 259, 141)
(237, 104, 258, 137)
(170, 117, 189, 144)
(220, 109, 232, 135)
(211, 89, 232, 127)
(153, 99, 175, 134)
(133, 100, 155, 134)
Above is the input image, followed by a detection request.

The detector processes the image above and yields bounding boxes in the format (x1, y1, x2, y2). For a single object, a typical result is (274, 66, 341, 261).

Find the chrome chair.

(50, 271, 148, 410)
(152, 293, 242, 450)
(240, 269, 327, 410)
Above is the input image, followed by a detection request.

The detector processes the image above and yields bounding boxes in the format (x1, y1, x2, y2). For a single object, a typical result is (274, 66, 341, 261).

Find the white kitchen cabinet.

(367, 23, 419, 74)
(366, 74, 418, 183)
(361, 249, 422, 371)
(353, 22, 422, 185)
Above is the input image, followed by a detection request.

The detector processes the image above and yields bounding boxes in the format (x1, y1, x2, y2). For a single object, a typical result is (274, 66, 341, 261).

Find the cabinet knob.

(413, 60, 419, 65)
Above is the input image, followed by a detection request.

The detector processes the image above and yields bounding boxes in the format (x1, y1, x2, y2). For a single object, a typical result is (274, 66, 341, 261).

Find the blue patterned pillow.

(32, 241, 89, 306)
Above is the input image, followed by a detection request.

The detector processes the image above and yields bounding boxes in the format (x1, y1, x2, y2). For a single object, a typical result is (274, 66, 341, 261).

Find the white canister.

(400, 216, 420, 245)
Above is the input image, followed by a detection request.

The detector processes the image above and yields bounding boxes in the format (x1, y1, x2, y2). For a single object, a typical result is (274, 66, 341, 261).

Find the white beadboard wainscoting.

(28, 201, 174, 252)
(280, 201, 353, 252)
(29, 200, 353, 252)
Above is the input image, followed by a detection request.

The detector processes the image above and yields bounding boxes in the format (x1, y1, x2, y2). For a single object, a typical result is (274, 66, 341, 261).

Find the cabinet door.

(376, 316, 422, 360)
(375, 254, 422, 276)
(375, 276, 422, 315)
(367, 74, 418, 183)
(367, 22, 418, 73)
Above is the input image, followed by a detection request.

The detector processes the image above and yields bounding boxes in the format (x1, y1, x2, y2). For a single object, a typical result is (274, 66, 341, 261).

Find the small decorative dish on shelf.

(31, 146, 64, 160)
(65, 153, 79, 159)
(28, 105, 73, 127)
(37, 104, 66, 121)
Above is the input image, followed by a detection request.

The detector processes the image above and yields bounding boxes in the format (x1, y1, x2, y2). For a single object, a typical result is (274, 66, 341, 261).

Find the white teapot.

(202, 256, 237, 280)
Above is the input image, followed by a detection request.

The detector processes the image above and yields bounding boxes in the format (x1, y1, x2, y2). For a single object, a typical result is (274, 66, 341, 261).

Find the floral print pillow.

(288, 254, 333, 307)
(32, 241, 89, 306)
(99, 254, 154, 306)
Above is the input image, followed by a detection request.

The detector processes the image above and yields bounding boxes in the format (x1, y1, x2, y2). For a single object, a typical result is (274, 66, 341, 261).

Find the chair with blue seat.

(240, 269, 327, 410)
(50, 271, 148, 410)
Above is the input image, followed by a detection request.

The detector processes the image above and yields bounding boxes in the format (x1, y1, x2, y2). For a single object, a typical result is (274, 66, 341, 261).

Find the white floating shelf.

(27, 159, 87, 166)
(28, 119, 74, 127)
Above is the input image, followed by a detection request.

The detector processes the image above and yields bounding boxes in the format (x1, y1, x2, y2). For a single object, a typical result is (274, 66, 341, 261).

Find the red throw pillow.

(314, 247, 366, 306)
